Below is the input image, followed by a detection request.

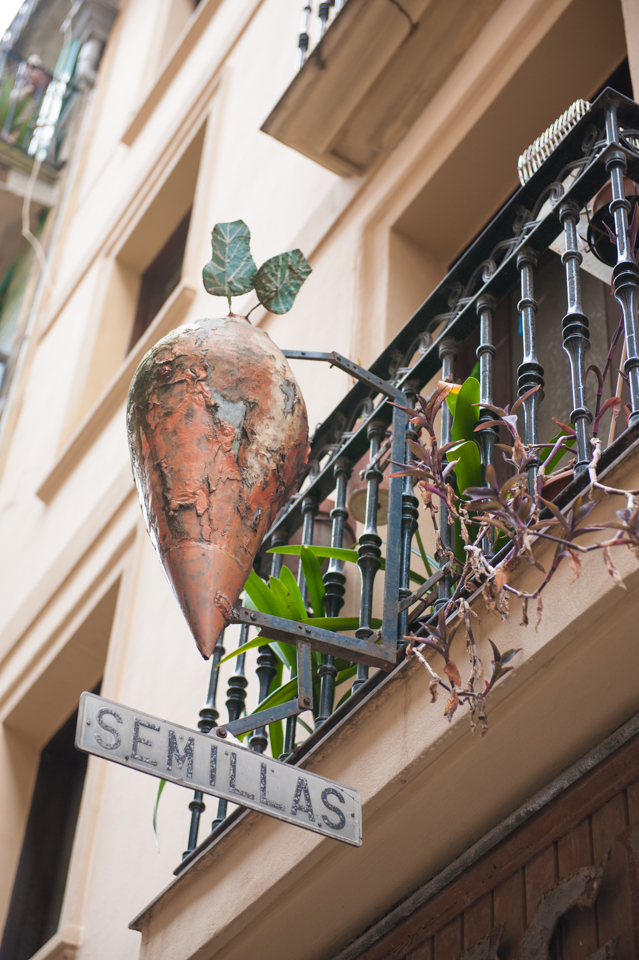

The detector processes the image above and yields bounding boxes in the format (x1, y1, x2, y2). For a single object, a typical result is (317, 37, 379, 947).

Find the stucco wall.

(0, 0, 636, 957)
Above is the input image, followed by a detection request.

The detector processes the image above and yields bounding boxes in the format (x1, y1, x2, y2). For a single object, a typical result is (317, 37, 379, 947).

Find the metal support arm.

(283, 350, 405, 403)
(229, 606, 395, 668)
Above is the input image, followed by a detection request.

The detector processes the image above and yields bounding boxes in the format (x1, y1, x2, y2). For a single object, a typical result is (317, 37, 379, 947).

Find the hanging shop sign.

(76, 692, 362, 847)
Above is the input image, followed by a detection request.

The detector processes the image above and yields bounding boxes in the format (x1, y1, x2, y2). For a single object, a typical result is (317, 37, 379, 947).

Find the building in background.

(0, 1, 639, 959)
(0, 0, 118, 419)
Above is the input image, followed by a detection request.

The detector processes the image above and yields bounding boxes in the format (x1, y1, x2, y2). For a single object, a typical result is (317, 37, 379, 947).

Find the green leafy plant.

(202, 219, 311, 315)
(220, 549, 379, 754)
(394, 361, 639, 735)
(218, 541, 439, 754)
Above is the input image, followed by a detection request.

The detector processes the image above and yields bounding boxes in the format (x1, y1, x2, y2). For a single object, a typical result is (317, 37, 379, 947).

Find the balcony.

(262, 0, 504, 175)
(151, 88, 639, 898)
(0, 0, 118, 406)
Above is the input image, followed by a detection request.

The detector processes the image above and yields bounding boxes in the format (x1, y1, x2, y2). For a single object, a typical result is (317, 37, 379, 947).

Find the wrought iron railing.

(177, 87, 639, 865)
(0, 44, 79, 167)
(297, 0, 345, 67)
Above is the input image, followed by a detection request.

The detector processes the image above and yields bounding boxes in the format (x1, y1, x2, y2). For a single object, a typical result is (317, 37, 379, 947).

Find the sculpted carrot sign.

(126, 222, 311, 659)
(76, 693, 362, 846)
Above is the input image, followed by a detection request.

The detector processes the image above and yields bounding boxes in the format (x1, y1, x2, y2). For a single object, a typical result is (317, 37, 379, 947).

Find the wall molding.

(121, 0, 225, 147)
(36, 281, 196, 504)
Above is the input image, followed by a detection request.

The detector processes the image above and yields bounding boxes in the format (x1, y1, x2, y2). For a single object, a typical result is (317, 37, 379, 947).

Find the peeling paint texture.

(127, 315, 309, 658)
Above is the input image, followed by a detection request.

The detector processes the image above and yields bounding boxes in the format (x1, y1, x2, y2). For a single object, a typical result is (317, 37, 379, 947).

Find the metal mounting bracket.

(283, 350, 405, 403)
(229, 607, 395, 668)
(219, 606, 396, 737)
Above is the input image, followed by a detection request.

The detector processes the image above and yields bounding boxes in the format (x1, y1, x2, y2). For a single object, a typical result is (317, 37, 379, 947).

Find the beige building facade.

(1, 0, 639, 958)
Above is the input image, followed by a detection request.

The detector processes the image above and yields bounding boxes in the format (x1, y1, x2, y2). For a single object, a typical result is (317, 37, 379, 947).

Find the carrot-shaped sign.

(127, 221, 310, 658)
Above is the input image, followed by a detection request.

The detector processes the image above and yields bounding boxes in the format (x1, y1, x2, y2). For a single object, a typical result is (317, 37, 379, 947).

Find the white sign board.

(75, 692, 362, 846)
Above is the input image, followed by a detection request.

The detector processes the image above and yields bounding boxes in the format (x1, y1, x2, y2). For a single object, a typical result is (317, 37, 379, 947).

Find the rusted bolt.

(302, 696, 312, 706)
(250, 613, 257, 621)
(305, 627, 311, 634)
(216, 727, 228, 738)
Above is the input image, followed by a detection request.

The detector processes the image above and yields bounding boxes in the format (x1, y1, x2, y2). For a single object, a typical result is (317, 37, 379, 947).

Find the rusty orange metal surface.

(127, 314, 309, 658)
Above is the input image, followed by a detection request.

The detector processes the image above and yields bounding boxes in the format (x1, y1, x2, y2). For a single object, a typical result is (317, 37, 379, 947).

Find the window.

(129, 208, 191, 350)
(0, 704, 91, 960)
(59, 123, 205, 445)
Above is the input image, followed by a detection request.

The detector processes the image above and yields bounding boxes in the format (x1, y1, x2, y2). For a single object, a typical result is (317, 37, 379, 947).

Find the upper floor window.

(129, 208, 191, 350)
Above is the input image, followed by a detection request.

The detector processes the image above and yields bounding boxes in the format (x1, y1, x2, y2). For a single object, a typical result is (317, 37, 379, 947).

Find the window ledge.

(121, 0, 224, 147)
(36, 281, 196, 505)
(261, 0, 502, 175)
(29, 924, 82, 960)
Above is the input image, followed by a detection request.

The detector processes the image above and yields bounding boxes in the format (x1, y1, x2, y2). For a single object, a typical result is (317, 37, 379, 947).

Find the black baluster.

(315, 457, 352, 728)
(399, 387, 419, 641)
(211, 625, 249, 830)
(298, 2, 312, 68)
(516, 251, 545, 492)
(476, 296, 498, 555)
(476, 296, 498, 477)
(559, 201, 592, 474)
(435, 338, 457, 609)
(247, 645, 278, 754)
(318, 0, 333, 38)
(605, 103, 639, 425)
(281, 497, 317, 757)
(182, 631, 225, 858)
(353, 421, 384, 693)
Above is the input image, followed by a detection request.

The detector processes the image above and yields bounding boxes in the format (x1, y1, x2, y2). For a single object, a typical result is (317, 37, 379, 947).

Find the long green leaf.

(335, 688, 354, 709)
(300, 546, 325, 617)
(450, 376, 480, 443)
(270, 641, 298, 671)
(254, 249, 312, 314)
(333, 666, 358, 709)
(202, 220, 257, 298)
(270, 659, 283, 697)
(244, 570, 279, 616)
(255, 676, 298, 712)
(450, 440, 482, 495)
(218, 635, 294, 668)
(414, 528, 433, 577)
(270, 545, 359, 563)
(269, 544, 425, 584)
(269, 577, 301, 621)
(540, 432, 576, 474)
(218, 635, 264, 665)
(381, 557, 424, 584)
(268, 719, 283, 759)
(152, 779, 167, 853)
(279, 566, 308, 619)
(303, 616, 381, 631)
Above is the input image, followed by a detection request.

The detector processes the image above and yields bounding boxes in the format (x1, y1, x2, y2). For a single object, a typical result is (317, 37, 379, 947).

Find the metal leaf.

(202, 220, 257, 298)
(254, 249, 312, 314)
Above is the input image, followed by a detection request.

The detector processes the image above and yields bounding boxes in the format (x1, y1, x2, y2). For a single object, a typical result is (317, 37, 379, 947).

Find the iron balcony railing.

(0, 44, 79, 167)
(176, 87, 639, 866)
(297, 0, 345, 67)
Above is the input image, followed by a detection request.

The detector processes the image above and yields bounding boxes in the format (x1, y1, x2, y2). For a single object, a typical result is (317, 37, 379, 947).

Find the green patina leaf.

(254, 249, 312, 314)
(202, 220, 257, 298)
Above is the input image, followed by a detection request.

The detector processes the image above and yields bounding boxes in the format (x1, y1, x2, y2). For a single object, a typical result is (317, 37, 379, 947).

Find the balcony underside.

(261, 0, 502, 176)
